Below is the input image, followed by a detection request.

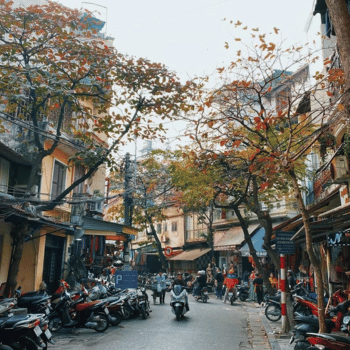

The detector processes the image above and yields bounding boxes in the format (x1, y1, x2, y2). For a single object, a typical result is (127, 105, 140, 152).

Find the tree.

(1, 1, 194, 296)
(325, 0, 350, 91)
(108, 152, 175, 270)
(185, 25, 344, 332)
(169, 148, 278, 296)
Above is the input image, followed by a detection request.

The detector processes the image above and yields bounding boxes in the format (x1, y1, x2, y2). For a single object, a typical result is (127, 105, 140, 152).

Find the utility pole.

(124, 152, 133, 226)
(123, 153, 133, 267)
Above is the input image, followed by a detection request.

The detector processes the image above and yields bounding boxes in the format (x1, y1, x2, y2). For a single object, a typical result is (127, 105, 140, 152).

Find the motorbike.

(299, 332, 350, 350)
(136, 287, 151, 319)
(48, 290, 109, 332)
(194, 287, 209, 303)
(170, 285, 188, 321)
(0, 298, 53, 350)
(15, 287, 52, 317)
(291, 300, 350, 349)
(236, 284, 249, 302)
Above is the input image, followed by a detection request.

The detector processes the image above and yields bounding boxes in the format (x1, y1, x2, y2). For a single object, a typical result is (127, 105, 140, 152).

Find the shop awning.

(240, 227, 267, 257)
(82, 217, 137, 237)
(214, 225, 259, 251)
(170, 248, 211, 261)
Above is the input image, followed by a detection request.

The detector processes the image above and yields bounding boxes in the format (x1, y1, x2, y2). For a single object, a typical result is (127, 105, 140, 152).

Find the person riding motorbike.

(223, 264, 239, 303)
(172, 272, 189, 311)
(192, 271, 207, 297)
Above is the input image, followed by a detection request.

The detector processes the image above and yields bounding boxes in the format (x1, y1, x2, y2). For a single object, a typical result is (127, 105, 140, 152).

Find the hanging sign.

(327, 229, 350, 246)
(275, 231, 295, 254)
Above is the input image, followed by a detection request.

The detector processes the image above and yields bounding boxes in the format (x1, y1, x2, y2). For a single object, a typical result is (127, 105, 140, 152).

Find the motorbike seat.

(295, 315, 319, 326)
(0, 315, 31, 328)
(75, 301, 100, 312)
(266, 295, 281, 302)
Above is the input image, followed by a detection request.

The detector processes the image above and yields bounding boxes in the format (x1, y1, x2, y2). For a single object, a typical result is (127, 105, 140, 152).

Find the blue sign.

(275, 231, 295, 254)
(115, 271, 138, 289)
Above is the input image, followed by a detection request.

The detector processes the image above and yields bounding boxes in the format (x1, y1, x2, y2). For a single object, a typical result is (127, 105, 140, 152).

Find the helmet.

(89, 285, 101, 301)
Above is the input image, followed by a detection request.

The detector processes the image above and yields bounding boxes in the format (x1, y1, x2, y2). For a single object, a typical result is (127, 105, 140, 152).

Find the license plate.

(45, 329, 52, 339)
(204, 292, 208, 295)
(34, 325, 42, 337)
(104, 307, 109, 314)
(229, 293, 233, 296)
(45, 307, 50, 315)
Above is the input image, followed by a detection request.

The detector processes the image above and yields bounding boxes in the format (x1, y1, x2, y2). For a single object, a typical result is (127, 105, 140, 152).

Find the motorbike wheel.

(122, 306, 132, 320)
(230, 297, 234, 305)
(175, 306, 181, 321)
(18, 338, 38, 350)
(48, 316, 63, 332)
(141, 304, 147, 319)
(0, 345, 13, 350)
(94, 313, 109, 332)
(239, 294, 247, 302)
(203, 296, 208, 303)
(265, 303, 281, 322)
(110, 312, 123, 326)
(153, 296, 156, 305)
(293, 342, 311, 350)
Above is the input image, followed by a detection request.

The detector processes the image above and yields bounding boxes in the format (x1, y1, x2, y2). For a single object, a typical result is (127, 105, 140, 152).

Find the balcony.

(185, 228, 208, 242)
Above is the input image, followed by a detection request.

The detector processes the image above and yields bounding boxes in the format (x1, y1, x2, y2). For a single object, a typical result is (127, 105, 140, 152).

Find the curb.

(260, 313, 281, 350)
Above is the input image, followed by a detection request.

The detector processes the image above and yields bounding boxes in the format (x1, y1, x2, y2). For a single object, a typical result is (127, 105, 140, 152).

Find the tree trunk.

(289, 170, 327, 333)
(325, 0, 350, 91)
(233, 206, 275, 296)
(145, 213, 168, 270)
(4, 224, 28, 297)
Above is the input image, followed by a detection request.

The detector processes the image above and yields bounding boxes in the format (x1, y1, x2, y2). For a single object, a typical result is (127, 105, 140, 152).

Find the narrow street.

(50, 295, 255, 350)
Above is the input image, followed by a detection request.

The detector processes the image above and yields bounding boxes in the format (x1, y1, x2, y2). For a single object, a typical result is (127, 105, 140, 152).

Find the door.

(43, 235, 65, 294)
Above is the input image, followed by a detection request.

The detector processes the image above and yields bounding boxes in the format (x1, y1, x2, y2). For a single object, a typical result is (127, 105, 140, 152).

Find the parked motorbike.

(170, 285, 188, 321)
(194, 287, 209, 303)
(0, 296, 54, 350)
(136, 287, 151, 319)
(299, 332, 350, 350)
(15, 287, 52, 316)
(48, 290, 109, 332)
(291, 300, 350, 349)
(236, 284, 249, 302)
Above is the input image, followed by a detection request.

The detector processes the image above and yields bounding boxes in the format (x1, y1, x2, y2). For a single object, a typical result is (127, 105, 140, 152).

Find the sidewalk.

(245, 302, 292, 350)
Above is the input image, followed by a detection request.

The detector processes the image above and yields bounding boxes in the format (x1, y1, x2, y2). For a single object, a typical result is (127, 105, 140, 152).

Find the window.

(221, 210, 226, 220)
(276, 202, 281, 209)
(51, 161, 66, 199)
(0, 158, 10, 193)
(163, 222, 168, 233)
(73, 165, 85, 194)
(214, 209, 221, 221)
(185, 215, 193, 231)
(171, 221, 178, 232)
(157, 224, 162, 234)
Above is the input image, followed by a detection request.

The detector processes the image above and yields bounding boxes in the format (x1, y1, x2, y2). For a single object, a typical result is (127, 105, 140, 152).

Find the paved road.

(50, 294, 253, 350)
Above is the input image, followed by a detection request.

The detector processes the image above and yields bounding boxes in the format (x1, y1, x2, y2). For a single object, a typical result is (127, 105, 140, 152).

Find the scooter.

(194, 287, 209, 303)
(170, 285, 188, 321)
(236, 284, 249, 302)
(48, 290, 109, 332)
(302, 332, 350, 350)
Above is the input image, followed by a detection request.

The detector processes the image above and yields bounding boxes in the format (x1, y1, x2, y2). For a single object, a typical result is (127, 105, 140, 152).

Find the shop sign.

(115, 271, 138, 288)
(327, 229, 350, 246)
(275, 231, 295, 254)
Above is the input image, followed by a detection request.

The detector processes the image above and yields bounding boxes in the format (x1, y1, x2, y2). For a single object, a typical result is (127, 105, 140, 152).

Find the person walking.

(248, 270, 256, 301)
(253, 273, 264, 306)
(214, 267, 224, 299)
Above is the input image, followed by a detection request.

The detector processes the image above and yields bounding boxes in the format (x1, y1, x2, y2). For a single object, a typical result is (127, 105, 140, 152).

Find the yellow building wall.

(16, 229, 46, 292)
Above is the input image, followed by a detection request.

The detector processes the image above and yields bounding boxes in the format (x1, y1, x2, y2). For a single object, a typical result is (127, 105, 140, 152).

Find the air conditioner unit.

(331, 155, 349, 182)
(88, 200, 103, 213)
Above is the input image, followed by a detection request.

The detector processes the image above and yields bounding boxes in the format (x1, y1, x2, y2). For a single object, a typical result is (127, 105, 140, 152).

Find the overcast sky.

(55, 0, 321, 154)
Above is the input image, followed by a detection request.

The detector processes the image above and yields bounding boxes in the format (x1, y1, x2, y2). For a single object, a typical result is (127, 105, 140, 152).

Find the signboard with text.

(275, 231, 295, 254)
(115, 271, 138, 289)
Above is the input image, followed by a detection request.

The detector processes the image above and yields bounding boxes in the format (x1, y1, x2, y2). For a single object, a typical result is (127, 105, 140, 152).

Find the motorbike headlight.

(343, 315, 350, 325)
